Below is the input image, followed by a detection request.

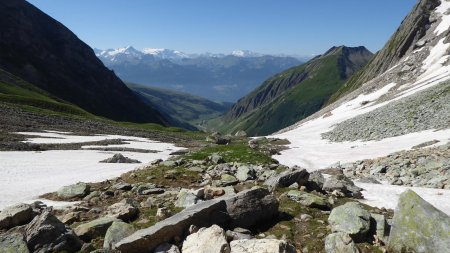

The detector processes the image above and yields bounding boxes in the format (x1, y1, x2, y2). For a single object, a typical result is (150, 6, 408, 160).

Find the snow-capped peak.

(142, 48, 191, 60)
(231, 50, 262, 58)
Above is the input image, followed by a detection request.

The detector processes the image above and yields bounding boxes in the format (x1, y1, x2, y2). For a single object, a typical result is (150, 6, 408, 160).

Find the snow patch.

(434, 0, 450, 36)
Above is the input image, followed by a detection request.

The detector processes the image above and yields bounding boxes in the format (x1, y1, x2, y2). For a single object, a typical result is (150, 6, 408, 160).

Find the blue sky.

(26, 0, 416, 56)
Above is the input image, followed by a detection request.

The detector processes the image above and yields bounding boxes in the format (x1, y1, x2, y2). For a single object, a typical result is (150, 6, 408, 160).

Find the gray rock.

(154, 243, 180, 253)
(324, 232, 359, 253)
(221, 174, 239, 186)
(57, 182, 90, 199)
(323, 175, 362, 198)
(106, 199, 139, 221)
(356, 177, 381, 184)
(25, 209, 82, 253)
(115, 199, 229, 253)
(0, 233, 29, 253)
(230, 239, 296, 253)
(287, 190, 331, 210)
(388, 190, 450, 253)
(0, 203, 33, 229)
(100, 153, 141, 163)
(328, 202, 371, 241)
(103, 221, 134, 250)
(161, 160, 177, 167)
(134, 183, 158, 195)
(264, 167, 309, 191)
(226, 230, 253, 241)
(236, 165, 256, 182)
(175, 189, 202, 208)
(370, 213, 389, 244)
(74, 217, 119, 242)
(306, 171, 326, 191)
(225, 187, 279, 229)
(209, 153, 225, 164)
(182, 225, 230, 253)
(112, 182, 132, 191)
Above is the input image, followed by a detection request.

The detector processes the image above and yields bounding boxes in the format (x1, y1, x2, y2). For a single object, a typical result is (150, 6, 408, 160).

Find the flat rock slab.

(74, 217, 119, 242)
(115, 199, 229, 253)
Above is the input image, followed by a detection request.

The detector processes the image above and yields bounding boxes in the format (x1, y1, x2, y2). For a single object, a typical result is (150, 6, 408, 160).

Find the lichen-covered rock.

(0, 233, 29, 253)
(230, 239, 296, 253)
(388, 190, 450, 253)
(103, 221, 134, 250)
(328, 202, 370, 241)
(74, 217, 119, 242)
(287, 190, 331, 210)
(182, 225, 230, 253)
(221, 174, 239, 186)
(324, 232, 359, 253)
(57, 182, 90, 199)
(236, 165, 256, 182)
(0, 203, 33, 229)
(25, 209, 82, 253)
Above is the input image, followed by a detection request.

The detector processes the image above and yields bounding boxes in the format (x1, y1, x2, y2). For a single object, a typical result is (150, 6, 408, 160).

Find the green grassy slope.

(128, 83, 231, 130)
(217, 46, 373, 136)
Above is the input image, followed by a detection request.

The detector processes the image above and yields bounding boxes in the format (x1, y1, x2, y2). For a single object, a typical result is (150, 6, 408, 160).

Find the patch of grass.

(185, 141, 273, 164)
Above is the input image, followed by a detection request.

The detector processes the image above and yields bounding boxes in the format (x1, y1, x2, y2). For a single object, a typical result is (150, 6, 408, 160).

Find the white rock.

(230, 239, 296, 253)
(182, 225, 230, 253)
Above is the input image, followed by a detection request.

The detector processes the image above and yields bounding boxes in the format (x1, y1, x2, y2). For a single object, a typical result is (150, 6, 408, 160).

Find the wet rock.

(0, 203, 33, 229)
(74, 217, 119, 242)
(230, 239, 296, 253)
(0, 233, 29, 253)
(103, 221, 134, 250)
(388, 190, 450, 253)
(324, 232, 359, 253)
(182, 225, 230, 253)
(25, 209, 82, 253)
(264, 167, 309, 191)
(100, 153, 141, 163)
(225, 187, 279, 229)
(57, 182, 90, 199)
(287, 190, 331, 210)
(328, 202, 371, 241)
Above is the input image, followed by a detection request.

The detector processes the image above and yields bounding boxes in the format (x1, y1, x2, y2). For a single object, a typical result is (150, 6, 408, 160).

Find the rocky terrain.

(0, 134, 448, 252)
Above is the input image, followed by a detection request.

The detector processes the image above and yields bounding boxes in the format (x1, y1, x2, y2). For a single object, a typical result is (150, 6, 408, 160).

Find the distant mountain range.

(216, 46, 374, 136)
(95, 47, 308, 102)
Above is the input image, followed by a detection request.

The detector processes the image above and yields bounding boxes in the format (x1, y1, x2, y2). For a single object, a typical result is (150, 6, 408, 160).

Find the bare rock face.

(182, 225, 230, 253)
(25, 209, 82, 253)
(230, 239, 296, 253)
(0, 203, 33, 229)
(388, 190, 450, 253)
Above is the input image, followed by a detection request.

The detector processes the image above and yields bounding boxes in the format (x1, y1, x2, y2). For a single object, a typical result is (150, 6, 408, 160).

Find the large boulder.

(287, 190, 331, 210)
(324, 232, 359, 253)
(388, 190, 450, 253)
(57, 182, 90, 199)
(236, 165, 256, 182)
(25, 209, 82, 253)
(103, 221, 135, 250)
(230, 239, 296, 253)
(0, 203, 33, 229)
(115, 199, 229, 253)
(74, 217, 119, 242)
(264, 167, 309, 191)
(182, 225, 230, 253)
(328, 202, 371, 241)
(306, 171, 326, 191)
(225, 187, 279, 229)
(0, 233, 29, 253)
(322, 175, 362, 198)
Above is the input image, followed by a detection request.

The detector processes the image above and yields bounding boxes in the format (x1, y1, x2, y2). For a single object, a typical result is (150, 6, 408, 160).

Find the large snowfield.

(0, 131, 183, 210)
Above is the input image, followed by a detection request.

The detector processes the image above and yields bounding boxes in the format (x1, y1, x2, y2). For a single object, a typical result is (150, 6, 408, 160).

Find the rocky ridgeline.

(1, 142, 449, 253)
(337, 143, 450, 189)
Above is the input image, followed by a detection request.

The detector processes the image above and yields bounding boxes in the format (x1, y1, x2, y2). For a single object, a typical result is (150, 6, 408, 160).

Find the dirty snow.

(0, 132, 183, 210)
